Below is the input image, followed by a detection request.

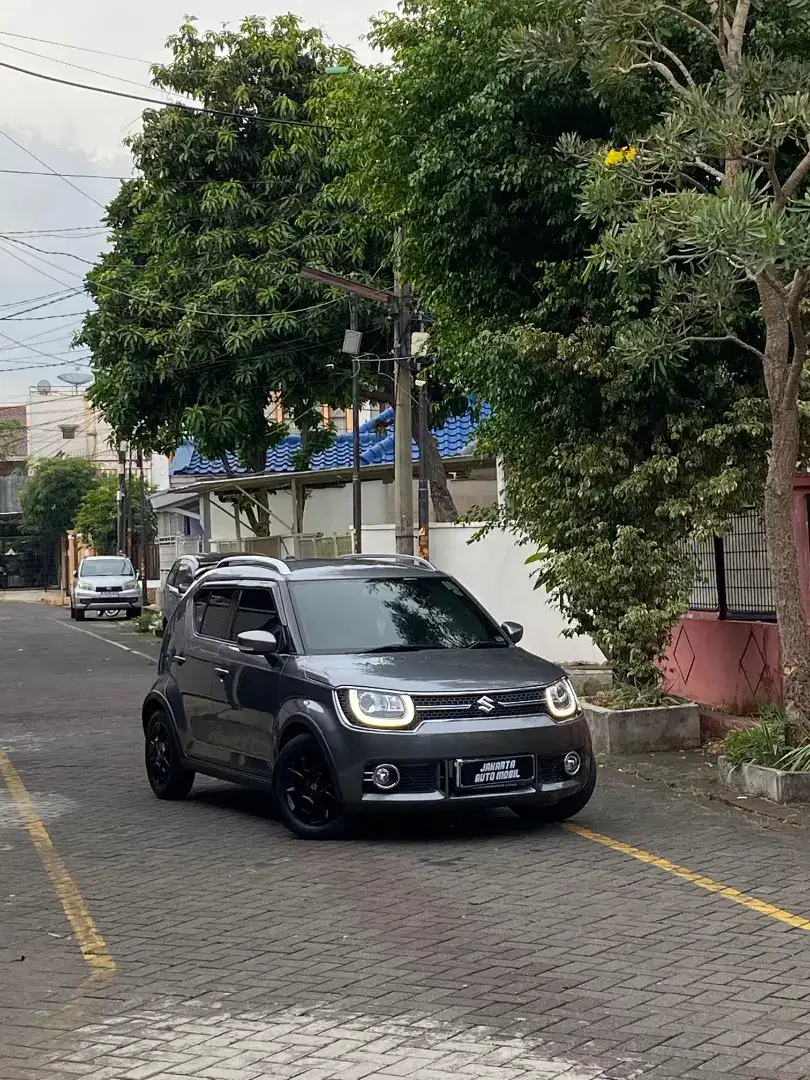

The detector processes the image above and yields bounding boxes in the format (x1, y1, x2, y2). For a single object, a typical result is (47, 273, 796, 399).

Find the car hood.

(300, 647, 565, 694)
(76, 575, 134, 589)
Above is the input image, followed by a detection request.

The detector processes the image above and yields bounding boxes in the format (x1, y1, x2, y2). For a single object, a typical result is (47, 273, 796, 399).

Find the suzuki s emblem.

(477, 696, 496, 714)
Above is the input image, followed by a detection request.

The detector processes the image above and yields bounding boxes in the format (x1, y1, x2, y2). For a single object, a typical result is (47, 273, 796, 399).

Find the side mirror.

(73, 570, 78, 580)
(177, 582, 189, 595)
(501, 621, 524, 645)
(237, 630, 278, 656)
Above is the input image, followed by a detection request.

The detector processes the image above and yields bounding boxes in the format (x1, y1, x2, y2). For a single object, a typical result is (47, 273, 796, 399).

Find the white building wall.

(361, 523, 606, 668)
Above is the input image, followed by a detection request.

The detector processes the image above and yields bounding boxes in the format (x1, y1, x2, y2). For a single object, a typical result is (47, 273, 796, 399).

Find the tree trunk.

(410, 401, 459, 523)
(759, 276, 810, 721)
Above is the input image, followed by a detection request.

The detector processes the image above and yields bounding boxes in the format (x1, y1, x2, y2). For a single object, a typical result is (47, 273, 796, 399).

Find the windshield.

(290, 576, 508, 654)
(80, 558, 134, 578)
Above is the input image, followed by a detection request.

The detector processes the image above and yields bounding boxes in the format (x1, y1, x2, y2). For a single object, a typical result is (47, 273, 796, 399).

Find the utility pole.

(138, 450, 148, 607)
(349, 302, 362, 553)
(116, 444, 126, 554)
(299, 260, 414, 554)
(393, 251, 414, 556)
(411, 328, 431, 562)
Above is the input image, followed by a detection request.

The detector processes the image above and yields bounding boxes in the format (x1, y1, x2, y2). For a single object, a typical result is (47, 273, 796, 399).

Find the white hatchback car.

(71, 555, 143, 621)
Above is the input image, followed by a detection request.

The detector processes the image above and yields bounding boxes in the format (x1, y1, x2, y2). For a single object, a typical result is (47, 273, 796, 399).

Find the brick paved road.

(5, 605, 810, 1080)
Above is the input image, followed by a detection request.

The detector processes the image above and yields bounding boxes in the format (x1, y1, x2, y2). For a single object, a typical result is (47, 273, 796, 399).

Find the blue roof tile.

(171, 405, 490, 478)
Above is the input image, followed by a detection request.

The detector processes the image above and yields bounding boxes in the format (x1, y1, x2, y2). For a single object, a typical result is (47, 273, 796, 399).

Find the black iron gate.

(0, 534, 58, 589)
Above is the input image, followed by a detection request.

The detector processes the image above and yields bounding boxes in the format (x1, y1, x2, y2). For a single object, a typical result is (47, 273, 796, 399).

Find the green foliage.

(0, 418, 24, 461)
(80, 15, 386, 471)
(724, 715, 788, 767)
(19, 458, 100, 541)
(331, 0, 769, 686)
(74, 474, 156, 555)
(587, 683, 684, 709)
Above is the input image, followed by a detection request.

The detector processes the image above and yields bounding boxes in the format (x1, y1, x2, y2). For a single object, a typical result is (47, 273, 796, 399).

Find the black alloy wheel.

(273, 733, 347, 839)
(145, 711, 194, 800)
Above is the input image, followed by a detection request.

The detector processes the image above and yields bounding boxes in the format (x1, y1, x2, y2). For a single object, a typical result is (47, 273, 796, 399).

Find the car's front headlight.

(345, 688, 416, 730)
(545, 678, 579, 721)
(123, 578, 138, 590)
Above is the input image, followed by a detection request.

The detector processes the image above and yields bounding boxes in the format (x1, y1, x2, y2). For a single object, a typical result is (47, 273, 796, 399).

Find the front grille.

(537, 756, 568, 785)
(96, 585, 122, 593)
(413, 687, 548, 722)
(363, 762, 442, 794)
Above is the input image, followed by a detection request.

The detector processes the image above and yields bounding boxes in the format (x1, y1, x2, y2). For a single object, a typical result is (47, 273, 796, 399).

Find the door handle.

(215, 667, 230, 679)
(173, 654, 186, 665)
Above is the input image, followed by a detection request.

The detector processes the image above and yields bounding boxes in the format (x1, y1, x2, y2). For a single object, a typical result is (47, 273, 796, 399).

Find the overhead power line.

(0, 30, 153, 65)
(0, 40, 175, 95)
(0, 59, 326, 129)
(0, 240, 83, 289)
(0, 127, 106, 209)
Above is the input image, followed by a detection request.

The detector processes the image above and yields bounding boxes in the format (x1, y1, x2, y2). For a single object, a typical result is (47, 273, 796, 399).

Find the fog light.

(563, 752, 581, 776)
(372, 764, 400, 791)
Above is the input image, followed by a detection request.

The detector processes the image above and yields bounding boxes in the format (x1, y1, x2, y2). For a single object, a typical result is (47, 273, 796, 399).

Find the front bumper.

(325, 712, 592, 811)
(74, 591, 142, 610)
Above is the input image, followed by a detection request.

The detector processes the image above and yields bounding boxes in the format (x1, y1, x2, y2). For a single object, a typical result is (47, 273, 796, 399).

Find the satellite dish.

(58, 369, 93, 395)
(36, 379, 52, 395)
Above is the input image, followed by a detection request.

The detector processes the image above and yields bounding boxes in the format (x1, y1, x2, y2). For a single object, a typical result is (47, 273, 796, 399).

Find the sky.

(0, 0, 389, 401)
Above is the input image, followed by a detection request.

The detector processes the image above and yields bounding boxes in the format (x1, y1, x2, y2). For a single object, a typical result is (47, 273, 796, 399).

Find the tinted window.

(290, 576, 507, 654)
(193, 591, 208, 632)
(80, 557, 134, 577)
(166, 564, 179, 589)
(198, 588, 234, 640)
(232, 588, 280, 640)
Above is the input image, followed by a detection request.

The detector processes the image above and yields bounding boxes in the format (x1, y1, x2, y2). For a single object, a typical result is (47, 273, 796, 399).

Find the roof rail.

(216, 554, 292, 575)
(338, 553, 435, 570)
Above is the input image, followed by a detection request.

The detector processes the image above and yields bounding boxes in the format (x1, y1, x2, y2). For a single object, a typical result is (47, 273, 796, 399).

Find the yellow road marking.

(567, 823, 810, 930)
(0, 751, 115, 975)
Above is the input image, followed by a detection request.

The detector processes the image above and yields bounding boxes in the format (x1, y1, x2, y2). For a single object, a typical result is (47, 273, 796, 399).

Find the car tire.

(272, 733, 348, 840)
(513, 755, 597, 826)
(126, 608, 141, 620)
(69, 604, 76, 620)
(74, 608, 86, 621)
(145, 710, 195, 800)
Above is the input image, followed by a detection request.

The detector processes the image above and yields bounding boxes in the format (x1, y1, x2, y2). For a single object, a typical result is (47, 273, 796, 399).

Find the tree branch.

(684, 334, 766, 362)
(785, 283, 809, 410)
(694, 157, 726, 182)
(661, 5, 719, 46)
(617, 60, 690, 97)
(727, 0, 751, 68)
(767, 147, 785, 206)
(632, 36, 696, 87)
(780, 148, 810, 204)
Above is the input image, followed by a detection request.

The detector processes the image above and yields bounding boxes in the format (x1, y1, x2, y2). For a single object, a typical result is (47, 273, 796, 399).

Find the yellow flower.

(604, 145, 638, 168)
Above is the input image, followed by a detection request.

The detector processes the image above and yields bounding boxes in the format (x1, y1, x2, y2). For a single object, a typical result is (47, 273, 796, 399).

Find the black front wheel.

(145, 711, 194, 800)
(272, 733, 347, 839)
(513, 755, 597, 826)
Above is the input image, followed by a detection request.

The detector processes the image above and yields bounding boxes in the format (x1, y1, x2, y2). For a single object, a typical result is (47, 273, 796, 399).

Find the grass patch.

(586, 683, 685, 710)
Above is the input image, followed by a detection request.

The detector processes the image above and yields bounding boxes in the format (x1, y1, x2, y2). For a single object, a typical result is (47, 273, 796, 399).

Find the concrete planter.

(583, 701, 701, 755)
(717, 756, 810, 804)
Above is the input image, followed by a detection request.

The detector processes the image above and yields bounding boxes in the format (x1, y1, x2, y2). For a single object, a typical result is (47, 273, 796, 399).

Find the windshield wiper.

(466, 640, 509, 649)
(362, 644, 432, 653)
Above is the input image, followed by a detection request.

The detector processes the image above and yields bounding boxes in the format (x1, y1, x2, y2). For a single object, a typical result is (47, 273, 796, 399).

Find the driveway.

(3, 603, 810, 1080)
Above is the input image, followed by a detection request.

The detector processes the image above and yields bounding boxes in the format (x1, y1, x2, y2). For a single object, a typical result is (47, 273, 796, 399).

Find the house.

(151, 405, 497, 578)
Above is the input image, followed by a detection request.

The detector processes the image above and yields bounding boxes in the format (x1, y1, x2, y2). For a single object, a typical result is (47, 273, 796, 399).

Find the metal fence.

(686, 509, 775, 620)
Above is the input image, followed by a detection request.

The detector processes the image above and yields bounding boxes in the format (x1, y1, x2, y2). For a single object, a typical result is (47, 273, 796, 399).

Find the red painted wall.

(662, 477, 810, 711)
(662, 611, 782, 712)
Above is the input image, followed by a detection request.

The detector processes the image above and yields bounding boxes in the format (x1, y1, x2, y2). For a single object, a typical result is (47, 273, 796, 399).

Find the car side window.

(166, 564, 179, 590)
(231, 587, 282, 642)
(175, 562, 194, 591)
(198, 587, 235, 640)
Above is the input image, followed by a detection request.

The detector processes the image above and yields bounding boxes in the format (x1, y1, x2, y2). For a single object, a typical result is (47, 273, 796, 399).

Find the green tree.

(74, 474, 157, 555)
(328, 0, 768, 685)
(0, 418, 24, 461)
(19, 458, 100, 562)
(79, 15, 384, 530)
(512, 0, 810, 710)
